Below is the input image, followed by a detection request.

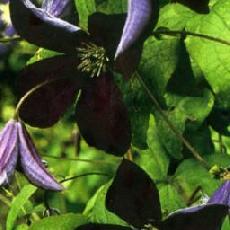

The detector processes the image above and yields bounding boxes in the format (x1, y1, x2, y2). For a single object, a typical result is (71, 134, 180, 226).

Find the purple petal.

(162, 203, 228, 230)
(17, 122, 63, 191)
(115, 0, 159, 59)
(106, 160, 161, 228)
(76, 224, 131, 230)
(75, 73, 131, 156)
(0, 120, 18, 186)
(18, 55, 85, 128)
(9, 0, 88, 53)
(42, 0, 70, 17)
(4, 25, 16, 37)
(208, 181, 230, 208)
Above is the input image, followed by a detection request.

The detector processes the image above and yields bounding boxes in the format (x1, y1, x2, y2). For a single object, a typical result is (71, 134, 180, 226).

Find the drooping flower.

(76, 160, 228, 230)
(9, 0, 159, 156)
(0, 120, 63, 191)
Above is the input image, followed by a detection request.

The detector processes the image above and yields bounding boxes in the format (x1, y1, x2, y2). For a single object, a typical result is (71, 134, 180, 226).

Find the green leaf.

(138, 115, 169, 180)
(95, 0, 126, 14)
(28, 214, 87, 230)
(157, 2, 196, 30)
(83, 183, 128, 226)
(75, 0, 96, 30)
(156, 89, 214, 159)
(117, 76, 152, 149)
(221, 217, 230, 230)
(185, 0, 230, 108)
(16, 224, 29, 230)
(206, 153, 230, 168)
(139, 37, 179, 98)
(174, 159, 220, 202)
(27, 48, 61, 65)
(158, 183, 185, 215)
(7, 185, 37, 230)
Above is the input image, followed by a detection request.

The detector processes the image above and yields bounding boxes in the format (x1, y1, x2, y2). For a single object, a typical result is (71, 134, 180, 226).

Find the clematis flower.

(76, 160, 228, 230)
(208, 180, 230, 210)
(0, 120, 63, 191)
(9, 0, 159, 156)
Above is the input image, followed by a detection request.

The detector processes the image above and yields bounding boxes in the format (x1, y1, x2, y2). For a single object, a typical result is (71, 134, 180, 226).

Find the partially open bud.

(0, 119, 18, 185)
(17, 122, 63, 191)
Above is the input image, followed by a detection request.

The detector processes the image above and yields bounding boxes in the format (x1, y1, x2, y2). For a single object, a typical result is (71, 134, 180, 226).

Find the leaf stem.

(136, 73, 210, 169)
(152, 29, 230, 46)
(60, 172, 110, 184)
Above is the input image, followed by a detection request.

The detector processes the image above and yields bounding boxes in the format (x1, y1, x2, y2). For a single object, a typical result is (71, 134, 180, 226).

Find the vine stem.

(14, 78, 60, 119)
(152, 29, 230, 46)
(60, 172, 110, 184)
(136, 72, 210, 169)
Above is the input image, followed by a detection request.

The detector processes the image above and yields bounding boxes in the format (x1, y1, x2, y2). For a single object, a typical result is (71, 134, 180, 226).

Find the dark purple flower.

(9, 0, 159, 156)
(0, 120, 63, 191)
(208, 180, 230, 209)
(76, 160, 228, 230)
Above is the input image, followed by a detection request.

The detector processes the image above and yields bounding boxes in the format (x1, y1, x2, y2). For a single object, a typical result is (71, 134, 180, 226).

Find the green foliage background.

(0, 0, 230, 229)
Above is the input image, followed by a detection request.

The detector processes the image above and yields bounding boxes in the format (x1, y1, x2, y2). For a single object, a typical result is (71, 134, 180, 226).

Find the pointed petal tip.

(208, 180, 230, 208)
(17, 122, 63, 191)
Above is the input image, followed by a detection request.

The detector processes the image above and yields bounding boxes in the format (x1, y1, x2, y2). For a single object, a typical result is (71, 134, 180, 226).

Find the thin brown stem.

(15, 78, 62, 119)
(136, 73, 210, 169)
(60, 172, 110, 183)
(153, 29, 230, 46)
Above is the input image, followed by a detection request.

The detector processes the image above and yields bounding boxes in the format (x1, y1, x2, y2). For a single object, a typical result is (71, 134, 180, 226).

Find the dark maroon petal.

(106, 160, 161, 228)
(42, 0, 70, 17)
(208, 181, 230, 208)
(115, 0, 159, 59)
(75, 73, 131, 156)
(88, 13, 125, 60)
(0, 120, 18, 186)
(76, 224, 131, 230)
(17, 122, 63, 191)
(162, 204, 228, 230)
(18, 55, 85, 128)
(9, 0, 88, 53)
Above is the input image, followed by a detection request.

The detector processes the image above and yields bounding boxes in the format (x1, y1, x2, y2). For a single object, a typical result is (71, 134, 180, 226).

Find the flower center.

(77, 42, 108, 78)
